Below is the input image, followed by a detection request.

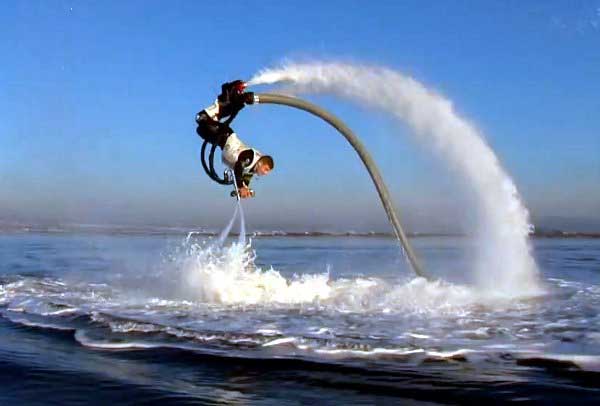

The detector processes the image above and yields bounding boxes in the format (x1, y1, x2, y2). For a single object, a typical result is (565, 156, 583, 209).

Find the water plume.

(249, 61, 540, 294)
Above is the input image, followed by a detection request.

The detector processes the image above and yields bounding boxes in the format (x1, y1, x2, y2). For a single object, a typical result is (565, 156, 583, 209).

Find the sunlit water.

(0, 233, 599, 404)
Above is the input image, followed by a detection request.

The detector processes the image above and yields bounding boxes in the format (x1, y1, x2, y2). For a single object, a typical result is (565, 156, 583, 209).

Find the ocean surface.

(0, 231, 599, 405)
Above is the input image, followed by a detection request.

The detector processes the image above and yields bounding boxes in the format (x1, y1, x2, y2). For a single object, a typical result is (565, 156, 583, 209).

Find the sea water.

(0, 232, 599, 404)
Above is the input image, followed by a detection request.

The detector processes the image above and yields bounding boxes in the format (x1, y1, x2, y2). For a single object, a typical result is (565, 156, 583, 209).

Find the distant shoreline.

(0, 224, 599, 239)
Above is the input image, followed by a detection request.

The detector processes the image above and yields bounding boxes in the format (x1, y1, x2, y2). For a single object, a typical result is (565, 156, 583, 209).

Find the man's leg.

(196, 112, 232, 148)
(196, 113, 220, 145)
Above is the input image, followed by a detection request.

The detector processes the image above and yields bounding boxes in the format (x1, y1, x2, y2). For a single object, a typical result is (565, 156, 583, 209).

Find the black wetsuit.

(234, 149, 256, 189)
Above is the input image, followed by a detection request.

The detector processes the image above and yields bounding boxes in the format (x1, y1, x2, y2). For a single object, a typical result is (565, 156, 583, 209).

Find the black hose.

(200, 140, 212, 179)
(208, 143, 225, 184)
(200, 140, 232, 185)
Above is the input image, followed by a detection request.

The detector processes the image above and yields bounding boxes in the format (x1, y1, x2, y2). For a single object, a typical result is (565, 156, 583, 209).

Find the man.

(196, 80, 274, 198)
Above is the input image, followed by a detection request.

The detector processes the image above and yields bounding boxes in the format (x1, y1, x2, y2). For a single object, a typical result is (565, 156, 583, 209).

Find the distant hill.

(1, 215, 599, 237)
(532, 216, 600, 234)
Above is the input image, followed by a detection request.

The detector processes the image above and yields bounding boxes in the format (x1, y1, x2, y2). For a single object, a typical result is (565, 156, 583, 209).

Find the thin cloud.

(549, 4, 600, 33)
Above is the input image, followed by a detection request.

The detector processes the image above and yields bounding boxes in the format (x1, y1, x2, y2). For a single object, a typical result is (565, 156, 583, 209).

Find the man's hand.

(238, 186, 253, 199)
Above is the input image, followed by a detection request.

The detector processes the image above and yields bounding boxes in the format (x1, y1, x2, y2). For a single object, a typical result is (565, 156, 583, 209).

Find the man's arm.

(202, 99, 221, 121)
(234, 149, 255, 189)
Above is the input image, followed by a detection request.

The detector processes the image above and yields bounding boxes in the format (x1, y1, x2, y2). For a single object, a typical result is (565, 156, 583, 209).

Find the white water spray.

(215, 200, 246, 247)
(215, 170, 247, 248)
(237, 199, 246, 246)
(216, 204, 239, 246)
(249, 62, 540, 294)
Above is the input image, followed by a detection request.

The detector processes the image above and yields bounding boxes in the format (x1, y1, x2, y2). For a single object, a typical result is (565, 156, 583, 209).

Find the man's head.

(254, 155, 274, 176)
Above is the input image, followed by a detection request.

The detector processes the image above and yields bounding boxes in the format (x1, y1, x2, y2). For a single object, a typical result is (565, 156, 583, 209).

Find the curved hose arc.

(253, 93, 428, 280)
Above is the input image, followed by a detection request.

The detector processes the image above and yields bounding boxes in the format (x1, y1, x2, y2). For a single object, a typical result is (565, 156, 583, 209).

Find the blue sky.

(1, 1, 599, 231)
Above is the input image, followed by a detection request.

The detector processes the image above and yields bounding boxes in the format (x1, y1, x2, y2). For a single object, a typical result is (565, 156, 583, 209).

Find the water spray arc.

(250, 62, 541, 294)
(252, 93, 428, 280)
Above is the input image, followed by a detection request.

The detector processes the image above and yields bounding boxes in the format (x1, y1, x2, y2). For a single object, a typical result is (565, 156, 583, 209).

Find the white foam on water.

(249, 61, 540, 296)
(263, 337, 297, 347)
(174, 238, 521, 314)
(406, 333, 431, 339)
(426, 349, 476, 359)
(309, 347, 424, 358)
(42, 308, 78, 316)
(179, 241, 332, 305)
(255, 328, 282, 336)
(0, 257, 515, 317)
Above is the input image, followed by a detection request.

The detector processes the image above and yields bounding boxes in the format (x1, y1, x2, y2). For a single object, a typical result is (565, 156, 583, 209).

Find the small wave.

(405, 333, 431, 339)
(255, 328, 282, 336)
(4, 315, 75, 332)
(516, 353, 600, 372)
(423, 349, 476, 362)
(307, 347, 426, 359)
(263, 337, 297, 347)
(75, 329, 166, 350)
(40, 307, 79, 316)
(90, 313, 267, 347)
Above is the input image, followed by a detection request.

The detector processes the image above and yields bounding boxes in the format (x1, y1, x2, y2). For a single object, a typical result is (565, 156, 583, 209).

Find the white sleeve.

(203, 99, 220, 120)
